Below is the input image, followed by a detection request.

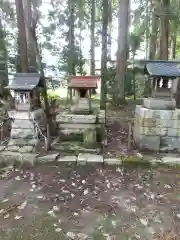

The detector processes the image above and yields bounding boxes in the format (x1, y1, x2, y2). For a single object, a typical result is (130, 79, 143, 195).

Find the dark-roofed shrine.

(134, 60, 180, 152)
(6, 72, 46, 154)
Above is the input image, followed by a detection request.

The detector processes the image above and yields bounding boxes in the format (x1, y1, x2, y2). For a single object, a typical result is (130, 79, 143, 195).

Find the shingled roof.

(68, 76, 98, 89)
(6, 73, 42, 90)
(144, 61, 180, 78)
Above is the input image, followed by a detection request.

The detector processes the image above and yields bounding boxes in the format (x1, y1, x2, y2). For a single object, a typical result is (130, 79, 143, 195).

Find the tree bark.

(90, 0, 95, 76)
(100, 0, 108, 109)
(159, 0, 169, 60)
(23, 0, 37, 70)
(15, 0, 28, 72)
(149, 1, 158, 60)
(68, 0, 76, 76)
(115, 0, 130, 102)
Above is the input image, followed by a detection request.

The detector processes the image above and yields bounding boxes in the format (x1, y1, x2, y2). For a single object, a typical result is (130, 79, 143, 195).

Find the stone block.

(143, 98, 176, 110)
(59, 123, 97, 130)
(160, 137, 180, 151)
(167, 128, 180, 137)
(83, 128, 97, 148)
(139, 126, 167, 136)
(37, 153, 60, 163)
(172, 108, 180, 120)
(57, 156, 77, 162)
(98, 110, 105, 123)
(56, 113, 96, 124)
(19, 146, 34, 153)
(161, 155, 180, 164)
(135, 135, 160, 151)
(104, 158, 122, 165)
(77, 153, 103, 163)
(135, 105, 173, 120)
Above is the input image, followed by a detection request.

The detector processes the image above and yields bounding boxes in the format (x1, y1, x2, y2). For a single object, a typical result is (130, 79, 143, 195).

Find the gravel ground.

(0, 163, 179, 239)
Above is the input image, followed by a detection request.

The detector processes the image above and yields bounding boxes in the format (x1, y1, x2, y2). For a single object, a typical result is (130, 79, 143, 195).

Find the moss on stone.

(83, 128, 97, 149)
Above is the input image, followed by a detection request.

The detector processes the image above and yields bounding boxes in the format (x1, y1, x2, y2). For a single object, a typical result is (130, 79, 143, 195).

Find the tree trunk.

(114, 0, 130, 102)
(159, 0, 169, 60)
(100, 0, 108, 109)
(15, 0, 28, 72)
(23, 0, 37, 70)
(171, 34, 176, 59)
(0, 19, 9, 99)
(90, 0, 95, 76)
(107, 0, 112, 62)
(68, 0, 76, 76)
(149, 1, 158, 60)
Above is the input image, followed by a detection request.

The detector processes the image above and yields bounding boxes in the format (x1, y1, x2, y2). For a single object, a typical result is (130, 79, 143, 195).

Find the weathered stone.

(139, 126, 167, 136)
(37, 153, 60, 162)
(19, 146, 34, 153)
(104, 158, 122, 165)
(167, 128, 180, 137)
(143, 98, 176, 110)
(135, 105, 173, 120)
(7, 146, 20, 152)
(135, 134, 160, 151)
(0, 151, 37, 164)
(160, 136, 180, 151)
(98, 110, 105, 123)
(57, 113, 96, 124)
(77, 153, 87, 164)
(58, 156, 77, 162)
(83, 128, 97, 148)
(59, 123, 97, 130)
(0, 146, 6, 151)
(77, 153, 103, 163)
(161, 155, 180, 164)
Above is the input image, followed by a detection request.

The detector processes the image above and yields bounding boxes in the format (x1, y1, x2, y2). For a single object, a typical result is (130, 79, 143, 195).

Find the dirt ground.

(0, 163, 179, 240)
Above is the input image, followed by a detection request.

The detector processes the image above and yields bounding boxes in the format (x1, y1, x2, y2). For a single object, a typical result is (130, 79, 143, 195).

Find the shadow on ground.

(0, 163, 180, 239)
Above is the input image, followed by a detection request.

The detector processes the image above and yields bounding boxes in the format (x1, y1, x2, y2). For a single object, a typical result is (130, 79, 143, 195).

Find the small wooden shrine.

(6, 73, 43, 111)
(144, 61, 180, 99)
(68, 76, 98, 114)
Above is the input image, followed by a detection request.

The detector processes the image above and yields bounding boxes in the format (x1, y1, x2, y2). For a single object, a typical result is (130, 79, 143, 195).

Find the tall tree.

(15, 0, 28, 72)
(115, 0, 130, 102)
(159, 0, 170, 59)
(100, 0, 108, 109)
(90, 0, 95, 76)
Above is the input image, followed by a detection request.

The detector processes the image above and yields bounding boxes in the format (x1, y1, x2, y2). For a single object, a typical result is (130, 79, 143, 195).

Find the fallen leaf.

(139, 218, 148, 226)
(67, 232, 76, 239)
(53, 205, 60, 212)
(83, 189, 89, 195)
(48, 210, 56, 218)
(76, 233, 88, 240)
(14, 176, 21, 180)
(18, 200, 27, 210)
(14, 215, 23, 220)
(4, 213, 10, 219)
(82, 180, 86, 184)
(2, 199, 9, 203)
(177, 214, 180, 218)
(55, 228, 62, 232)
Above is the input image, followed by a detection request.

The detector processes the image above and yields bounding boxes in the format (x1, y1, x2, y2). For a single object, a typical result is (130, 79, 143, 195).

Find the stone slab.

(104, 158, 122, 165)
(139, 126, 167, 136)
(37, 153, 60, 162)
(160, 136, 180, 151)
(56, 113, 97, 124)
(0, 151, 38, 164)
(135, 134, 160, 151)
(57, 156, 77, 162)
(135, 105, 174, 120)
(143, 98, 176, 110)
(59, 123, 97, 129)
(77, 153, 103, 163)
(167, 128, 180, 137)
(161, 155, 180, 164)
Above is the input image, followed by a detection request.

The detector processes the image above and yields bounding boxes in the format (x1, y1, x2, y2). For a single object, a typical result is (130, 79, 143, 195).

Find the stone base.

(134, 105, 180, 152)
(143, 98, 176, 110)
(56, 111, 105, 148)
(7, 109, 46, 153)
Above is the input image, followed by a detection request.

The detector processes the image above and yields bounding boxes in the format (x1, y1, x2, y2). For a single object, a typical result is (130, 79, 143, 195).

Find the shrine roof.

(68, 76, 98, 89)
(144, 61, 180, 78)
(6, 73, 43, 90)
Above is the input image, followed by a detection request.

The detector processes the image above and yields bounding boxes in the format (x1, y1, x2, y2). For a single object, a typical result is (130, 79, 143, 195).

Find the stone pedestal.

(134, 98, 180, 152)
(71, 98, 90, 114)
(7, 109, 46, 153)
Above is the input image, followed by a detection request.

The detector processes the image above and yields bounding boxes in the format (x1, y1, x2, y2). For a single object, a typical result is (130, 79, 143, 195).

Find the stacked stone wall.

(134, 105, 180, 151)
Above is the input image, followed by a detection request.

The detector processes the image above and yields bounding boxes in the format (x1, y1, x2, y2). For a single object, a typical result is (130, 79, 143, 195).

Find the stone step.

(51, 141, 101, 154)
(0, 151, 38, 164)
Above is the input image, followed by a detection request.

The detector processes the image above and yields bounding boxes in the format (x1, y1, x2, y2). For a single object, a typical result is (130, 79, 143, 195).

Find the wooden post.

(89, 89, 92, 113)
